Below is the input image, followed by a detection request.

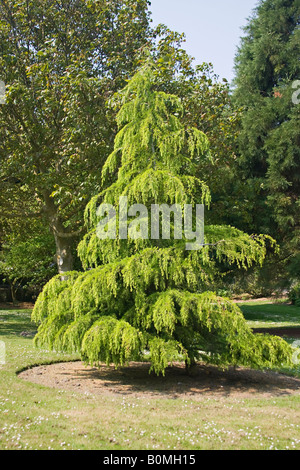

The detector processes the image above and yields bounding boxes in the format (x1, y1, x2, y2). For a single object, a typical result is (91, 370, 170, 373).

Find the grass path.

(0, 306, 300, 450)
(238, 300, 300, 330)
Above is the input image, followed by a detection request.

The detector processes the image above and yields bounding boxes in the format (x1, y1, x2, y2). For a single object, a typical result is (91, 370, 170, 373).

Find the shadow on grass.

(0, 309, 37, 339)
(239, 302, 300, 322)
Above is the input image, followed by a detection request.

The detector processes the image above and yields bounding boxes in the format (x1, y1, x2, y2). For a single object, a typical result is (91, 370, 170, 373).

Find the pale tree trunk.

(43, 192, 81, 279)
(53, 230, 74, 279)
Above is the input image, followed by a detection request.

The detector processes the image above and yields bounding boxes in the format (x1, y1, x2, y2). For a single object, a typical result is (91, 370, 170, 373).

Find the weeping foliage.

(32, 63, 294, 375)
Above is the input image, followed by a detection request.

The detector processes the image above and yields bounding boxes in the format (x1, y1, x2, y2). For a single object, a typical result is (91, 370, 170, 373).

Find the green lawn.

(238, 300, 300, 331)
(0, 305, 300, 450)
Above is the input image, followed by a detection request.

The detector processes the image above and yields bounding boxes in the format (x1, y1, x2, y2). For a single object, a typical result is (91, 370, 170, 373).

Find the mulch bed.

(18, 361, 300, 399)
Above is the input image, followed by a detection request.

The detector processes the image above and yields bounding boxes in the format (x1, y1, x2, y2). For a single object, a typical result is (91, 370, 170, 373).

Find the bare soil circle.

(18, 361, 300, 400)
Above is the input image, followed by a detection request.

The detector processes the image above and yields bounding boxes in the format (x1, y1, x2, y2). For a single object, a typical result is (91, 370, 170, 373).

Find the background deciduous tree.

(0, 0, 152, 275)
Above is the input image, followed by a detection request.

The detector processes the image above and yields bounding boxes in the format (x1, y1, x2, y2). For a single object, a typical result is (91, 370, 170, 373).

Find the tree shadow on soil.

(19, 361, 300, 399)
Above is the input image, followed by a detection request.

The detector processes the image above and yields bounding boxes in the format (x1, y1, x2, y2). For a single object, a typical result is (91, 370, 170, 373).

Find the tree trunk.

(185, 358, 198, 376)
(53, 231, 74, 279)
(42, 192, 77, 278)
(10, 279, 18, 306)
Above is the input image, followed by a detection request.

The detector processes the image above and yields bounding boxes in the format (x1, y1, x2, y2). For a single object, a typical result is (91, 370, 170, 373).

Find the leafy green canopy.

(0, 0, 153, 274)
(0, 228, 56, 289)
(32, 64, 294, 375)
